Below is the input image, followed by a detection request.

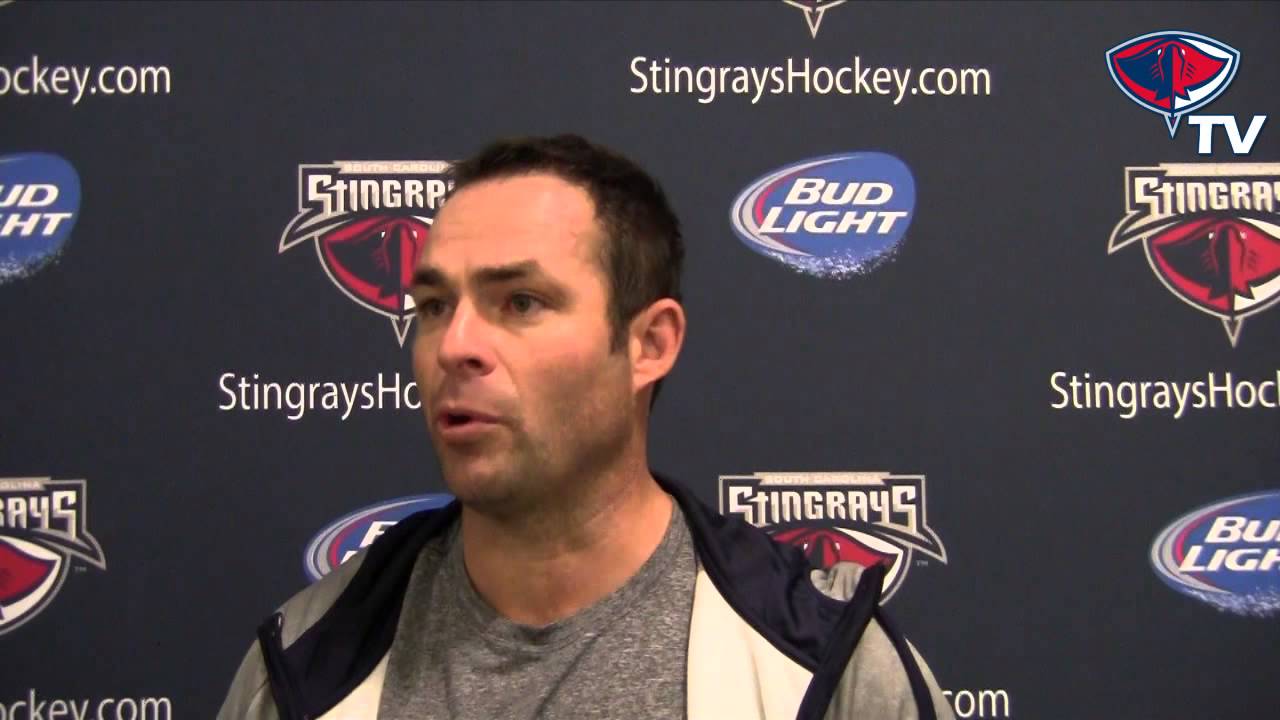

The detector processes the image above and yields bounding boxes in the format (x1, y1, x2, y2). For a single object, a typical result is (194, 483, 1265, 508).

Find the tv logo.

(1107, 31, 1267, 156)
(1187, 115, 1268, 155)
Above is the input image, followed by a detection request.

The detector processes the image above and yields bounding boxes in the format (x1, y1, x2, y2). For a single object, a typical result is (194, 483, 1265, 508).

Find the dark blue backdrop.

(3, 2, 1277, 718)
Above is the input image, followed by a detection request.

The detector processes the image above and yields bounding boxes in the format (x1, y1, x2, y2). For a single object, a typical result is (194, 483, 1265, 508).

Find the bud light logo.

(1151, 490, 1280, 617)
(729, 152, 915, 279)
(302, 493, 453, 581)
(0, 153, 80, 285)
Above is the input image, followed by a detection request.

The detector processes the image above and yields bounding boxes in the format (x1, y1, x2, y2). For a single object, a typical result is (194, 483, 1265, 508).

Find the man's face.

(410, 173, 635, 513)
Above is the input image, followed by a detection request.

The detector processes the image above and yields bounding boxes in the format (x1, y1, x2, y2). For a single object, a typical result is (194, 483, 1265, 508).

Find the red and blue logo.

(718, 472, 946, 603)
(1151, 490, 1280, 618)
(0, 478, 106, 636)
(302, 493, 453, 581)
(1106, 31, 1239, 136)
(1109, 164, 1280, 345)
(280, 161, 452, 346)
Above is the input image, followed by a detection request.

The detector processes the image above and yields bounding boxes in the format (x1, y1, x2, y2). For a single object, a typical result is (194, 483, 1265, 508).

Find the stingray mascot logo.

(0, 477, 106, 635)
(280, 161, 453, 346)
(781, 0, 846, 38)
(303, 493, 453, 581)
(1109, 164, 1280, 345)
(719, 472, 946, 603)
(1107, 31, 1238, 136)
(1151, 490, 1280, 618)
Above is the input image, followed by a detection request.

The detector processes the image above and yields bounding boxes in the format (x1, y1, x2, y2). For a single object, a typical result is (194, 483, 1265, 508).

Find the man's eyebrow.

(473, 260, 544, 285)
(410, 267, 449, 290)
(410, 261, 550, 291)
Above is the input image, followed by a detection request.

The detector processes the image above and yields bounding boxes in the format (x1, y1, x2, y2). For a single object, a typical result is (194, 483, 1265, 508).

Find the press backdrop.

(3, 2, 1278, 719)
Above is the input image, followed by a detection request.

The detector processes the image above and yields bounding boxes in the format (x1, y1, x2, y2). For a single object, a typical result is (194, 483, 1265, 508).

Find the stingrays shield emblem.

(719, 472, 947, 604)
(1110, 164, 1280, 346)
(280, 161, 452, 346)
(1107, 31, 1239, 136)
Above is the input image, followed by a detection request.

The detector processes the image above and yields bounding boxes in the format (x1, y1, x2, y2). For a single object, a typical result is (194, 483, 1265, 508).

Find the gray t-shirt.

(378, 503, 697, 720)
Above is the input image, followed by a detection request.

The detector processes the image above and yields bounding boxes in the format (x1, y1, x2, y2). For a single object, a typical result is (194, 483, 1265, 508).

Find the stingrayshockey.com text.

(218, 372, 419, 421)
(629, 56, 992, 105)
(1050, 370, 1280, 419)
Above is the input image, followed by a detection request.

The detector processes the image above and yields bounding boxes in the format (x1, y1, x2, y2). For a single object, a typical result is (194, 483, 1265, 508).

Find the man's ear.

(628, 298, 686, 395)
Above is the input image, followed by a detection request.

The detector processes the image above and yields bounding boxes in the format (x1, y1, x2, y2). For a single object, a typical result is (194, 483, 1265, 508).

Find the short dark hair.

(446, 134, 684, 405)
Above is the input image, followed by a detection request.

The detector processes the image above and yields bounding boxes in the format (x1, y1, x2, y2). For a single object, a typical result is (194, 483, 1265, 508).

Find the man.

(219, 135, 954, 720)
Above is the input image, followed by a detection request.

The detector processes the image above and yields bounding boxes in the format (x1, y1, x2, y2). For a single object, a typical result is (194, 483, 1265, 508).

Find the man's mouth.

(434, 408, 502, 436)
(442, 412, 479, 427)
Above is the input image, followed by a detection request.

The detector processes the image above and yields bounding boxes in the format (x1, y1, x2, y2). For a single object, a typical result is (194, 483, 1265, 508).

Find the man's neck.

(458, 468, 674, 626)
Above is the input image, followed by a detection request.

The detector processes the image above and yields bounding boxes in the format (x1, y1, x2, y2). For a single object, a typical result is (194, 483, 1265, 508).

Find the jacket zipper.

(258, 612, 310, 720)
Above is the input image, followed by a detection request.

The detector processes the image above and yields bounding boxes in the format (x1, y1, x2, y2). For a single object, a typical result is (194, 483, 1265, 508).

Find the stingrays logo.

(1107, 31, 1239, 136)
(719, 472, 946, 603)
(280, 161, 453, 346)
(0, 477, 106, 636)
(1110, 164, 1280, 345)
(782, 0, 846, 38)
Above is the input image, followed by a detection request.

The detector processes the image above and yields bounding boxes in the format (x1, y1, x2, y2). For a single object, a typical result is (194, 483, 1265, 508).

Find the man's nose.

(436, 300, 495, 377)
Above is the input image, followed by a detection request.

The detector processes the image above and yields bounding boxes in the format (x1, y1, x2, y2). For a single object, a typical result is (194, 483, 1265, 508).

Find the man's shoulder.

(809, 562, 956, 720)
(829, 611, 956, 720)
(216, 528, 455, 720)
(277, 547, 371, 645)
(277, 528, 453, 646)
(215, 551, 380, 720)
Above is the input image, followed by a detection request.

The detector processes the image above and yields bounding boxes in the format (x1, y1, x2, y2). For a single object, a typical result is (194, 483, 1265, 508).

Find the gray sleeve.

(215, 640, 279, 720)
(811, 563, 956, 720)
(823, 620, 955, 720)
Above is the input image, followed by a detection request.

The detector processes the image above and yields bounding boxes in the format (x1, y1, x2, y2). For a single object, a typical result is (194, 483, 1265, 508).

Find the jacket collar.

(263, 473, 856, 717)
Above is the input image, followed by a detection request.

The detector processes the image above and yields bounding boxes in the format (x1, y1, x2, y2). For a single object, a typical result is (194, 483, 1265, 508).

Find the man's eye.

(417, 298, 449, 317)
(507, 293, 545, 315)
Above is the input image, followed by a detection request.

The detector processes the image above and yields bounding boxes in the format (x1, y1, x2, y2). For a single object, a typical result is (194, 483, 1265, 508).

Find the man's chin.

(441, 463, 517, 505)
